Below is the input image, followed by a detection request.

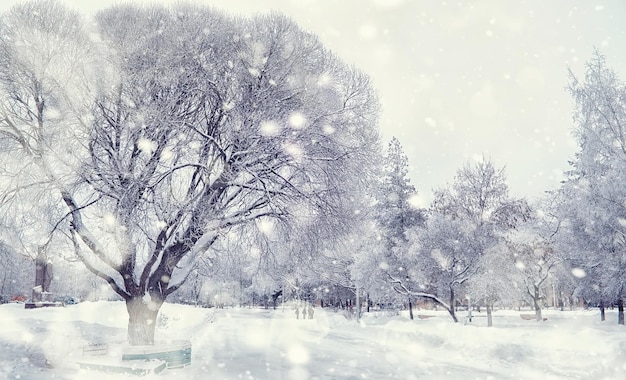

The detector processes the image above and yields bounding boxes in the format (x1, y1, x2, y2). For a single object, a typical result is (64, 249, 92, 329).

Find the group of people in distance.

(294, 302, 315, 320)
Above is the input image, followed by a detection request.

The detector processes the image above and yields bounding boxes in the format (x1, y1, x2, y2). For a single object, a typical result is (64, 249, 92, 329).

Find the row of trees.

(355, 51, 626, 326)
(169, 116, 625, 328)
(1, 1, 624, 350)
(206, 51, 626, 328)
(353, 51, 625, 326)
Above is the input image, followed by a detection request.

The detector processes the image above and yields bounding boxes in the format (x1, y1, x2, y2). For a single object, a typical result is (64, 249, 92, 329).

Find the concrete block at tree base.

(77, 358, 167, 375)
(122, 340, 191, 368)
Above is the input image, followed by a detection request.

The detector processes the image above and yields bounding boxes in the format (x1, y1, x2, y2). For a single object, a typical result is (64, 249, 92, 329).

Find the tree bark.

(533, 285, 542, 321)
(388, 275, 457, 322)
(408, 297, 414, 320)
(486, 303, 493, 327)
(618, 298, 624, 325)
(448, 288, 458, 323)
(600, 300, 606, 322)
(126, 296, 163, 346)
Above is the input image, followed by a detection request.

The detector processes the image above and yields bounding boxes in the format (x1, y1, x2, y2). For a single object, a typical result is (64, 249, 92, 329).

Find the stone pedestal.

(122, 340, 192, 368)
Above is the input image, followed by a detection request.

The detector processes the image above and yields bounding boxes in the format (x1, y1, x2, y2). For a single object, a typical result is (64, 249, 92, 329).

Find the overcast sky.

(2, 0, 625, 205)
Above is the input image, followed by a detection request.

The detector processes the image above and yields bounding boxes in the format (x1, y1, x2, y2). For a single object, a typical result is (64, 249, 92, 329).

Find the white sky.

(2, 0, 625, 205)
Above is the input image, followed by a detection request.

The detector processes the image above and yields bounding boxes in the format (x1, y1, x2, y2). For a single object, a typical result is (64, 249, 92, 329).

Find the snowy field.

(1, 301, 625, 379)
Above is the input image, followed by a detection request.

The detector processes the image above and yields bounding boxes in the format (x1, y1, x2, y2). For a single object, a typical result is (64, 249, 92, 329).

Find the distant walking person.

(295, 306, 300, 320)
(308, 305, 314, 319)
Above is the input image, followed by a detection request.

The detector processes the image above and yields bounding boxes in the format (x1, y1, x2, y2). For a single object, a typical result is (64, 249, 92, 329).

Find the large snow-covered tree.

(0, 2, 380, 345)
(555, 52, 626, 324)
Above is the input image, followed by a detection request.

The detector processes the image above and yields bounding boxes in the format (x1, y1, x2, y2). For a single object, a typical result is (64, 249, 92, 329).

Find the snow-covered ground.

(1, 301, 625, 379)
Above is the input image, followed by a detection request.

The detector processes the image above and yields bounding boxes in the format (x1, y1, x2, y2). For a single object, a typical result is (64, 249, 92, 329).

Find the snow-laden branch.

(0, 108, 37, 155)
(165, 231, 219, 296)
(307, 261, 356, 291)
(60, 191, 121, 273)
(386, 272, 452, 312)
(70, 230, 129, 299)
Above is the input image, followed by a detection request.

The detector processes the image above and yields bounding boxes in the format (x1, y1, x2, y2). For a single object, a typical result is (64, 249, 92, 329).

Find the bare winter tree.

(506, 225, 562, 321)
(388, 159, 530, 323)
(467, 242, 520, 326)
(0, 2, 380, 345)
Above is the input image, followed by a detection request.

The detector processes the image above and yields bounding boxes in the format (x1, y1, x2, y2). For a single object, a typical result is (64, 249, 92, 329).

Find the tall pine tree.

(375, 137, 425, 319)
(377, 137, 425, 243)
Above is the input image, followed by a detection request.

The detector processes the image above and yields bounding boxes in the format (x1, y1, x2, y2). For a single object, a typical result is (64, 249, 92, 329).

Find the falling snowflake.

(260, 121, 281, 137)
(424, 117, 437, 128)
(248, 67, 261, 77)
(358, 24, 378, 40)
(322, 124, 336, 135)
(430, 249, 450, 270)
(287, 344, 310, 365)
(257, 218, 275, 236)
(288, 112, 307, 129)
(407, 193, 423, 209)
(222, 101, 235, 111)
(317, 72, 332, 87)
(283, 142, 304, 161)
(103, 213, 116, 227)
(161, 147, 173, 161)
(137, 137, 157, 155)
(571, 268, 586, 278)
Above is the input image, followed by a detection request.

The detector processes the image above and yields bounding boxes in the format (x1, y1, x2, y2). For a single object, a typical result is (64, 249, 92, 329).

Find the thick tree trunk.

(408, 297, 414, 320)
(486, 304, 493, 327)
(618, 299, 624, 325)
(533, 286, 542, 321)
(126, 296, 163, 346)
(444, 306, 458, 322)
(448, 288, 458, 323)
(600, 300, 606, 322)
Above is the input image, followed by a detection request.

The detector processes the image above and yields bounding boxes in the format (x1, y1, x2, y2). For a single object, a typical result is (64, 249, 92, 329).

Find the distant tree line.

(207, 51, 626, 327)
